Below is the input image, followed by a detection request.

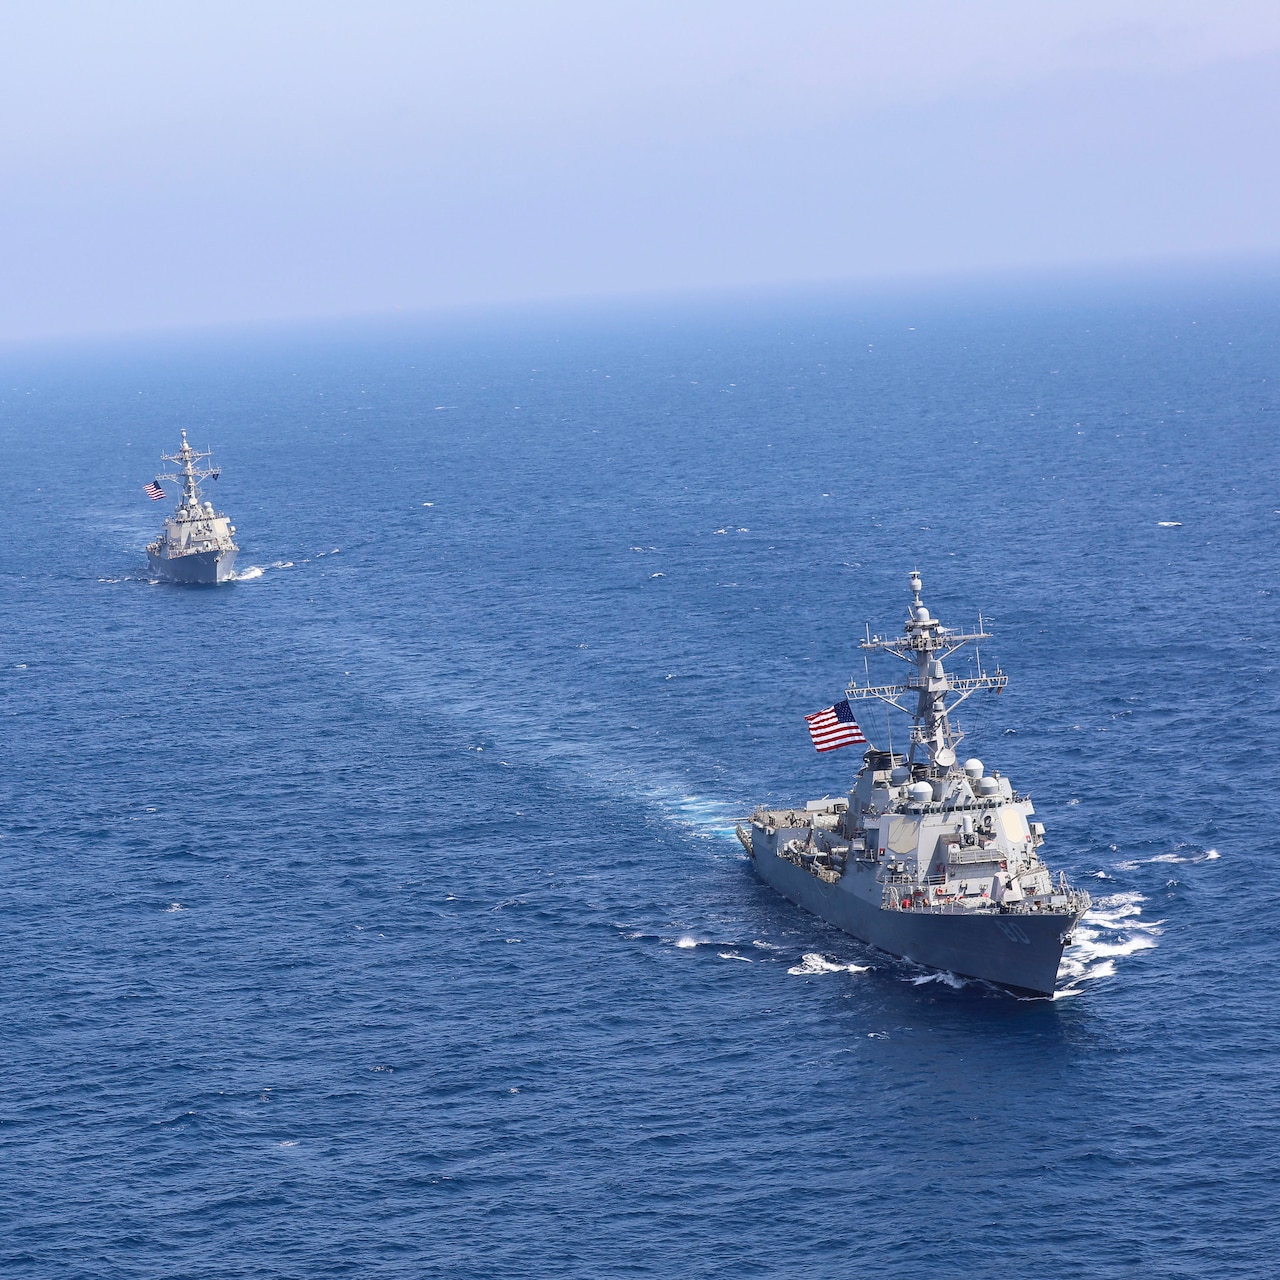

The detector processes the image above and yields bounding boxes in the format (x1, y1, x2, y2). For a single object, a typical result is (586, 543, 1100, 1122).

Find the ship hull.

(750, 832, 1078, 996)
(147, 547, 237, 585)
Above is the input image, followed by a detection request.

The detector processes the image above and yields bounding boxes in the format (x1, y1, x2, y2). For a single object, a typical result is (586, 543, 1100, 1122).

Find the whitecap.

(787, 952, 870, 976)
(1157, 521, 1182, 527)
(718, 952, 753, 963)
(1201, 849, 1221, 861)
(165, 903, 183, 912)
(674, 936, 700, 949)
(233, 566, 265, 581)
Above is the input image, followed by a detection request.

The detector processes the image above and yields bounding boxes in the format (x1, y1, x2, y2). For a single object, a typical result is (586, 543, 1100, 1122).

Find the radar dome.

(913, 606, 931, 622)
(964, 759, 984, 780)
(907, 782, 933, 805)
(977, 777, 1000, 797)
(890, 766, 911, 786)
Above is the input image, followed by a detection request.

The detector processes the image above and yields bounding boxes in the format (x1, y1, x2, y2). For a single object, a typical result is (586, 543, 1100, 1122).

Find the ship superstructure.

(739, 573, 1089, 996)
(145, 432, 238, 585)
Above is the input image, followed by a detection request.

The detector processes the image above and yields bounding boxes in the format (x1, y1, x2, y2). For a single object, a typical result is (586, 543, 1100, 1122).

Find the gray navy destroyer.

(145, 432, 238, 585)
(738, 572, 1089, 996)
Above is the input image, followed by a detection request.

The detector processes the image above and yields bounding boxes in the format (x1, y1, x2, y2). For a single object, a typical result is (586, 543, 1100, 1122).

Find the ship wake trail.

(644, 790, 744, 848)
(1057, 891, 1161, 992)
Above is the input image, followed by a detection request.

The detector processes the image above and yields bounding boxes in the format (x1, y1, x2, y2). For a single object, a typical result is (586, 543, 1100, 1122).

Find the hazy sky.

(3, 1, 1279, 341)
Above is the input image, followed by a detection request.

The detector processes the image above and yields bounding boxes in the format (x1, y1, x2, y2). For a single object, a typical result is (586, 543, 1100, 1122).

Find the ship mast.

(844, 571, 1006, 770)
(156, 431, 220, 508)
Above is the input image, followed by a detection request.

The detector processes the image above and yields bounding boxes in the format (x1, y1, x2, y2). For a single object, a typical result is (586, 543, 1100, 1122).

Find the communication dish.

(935, 746, 957, 768)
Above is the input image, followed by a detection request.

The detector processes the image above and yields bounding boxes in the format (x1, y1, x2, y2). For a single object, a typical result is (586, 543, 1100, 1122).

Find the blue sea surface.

(1, 271, 1278, 1278)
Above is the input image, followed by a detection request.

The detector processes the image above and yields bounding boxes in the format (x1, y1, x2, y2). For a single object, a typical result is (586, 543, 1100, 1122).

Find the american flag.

(143, 480, 165, 501)
(805, 699, 867, 753)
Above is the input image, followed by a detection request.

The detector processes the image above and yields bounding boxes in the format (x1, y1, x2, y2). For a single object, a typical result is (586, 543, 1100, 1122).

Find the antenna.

(156, 430, 221, 509)
(845, 569, 1007, 772)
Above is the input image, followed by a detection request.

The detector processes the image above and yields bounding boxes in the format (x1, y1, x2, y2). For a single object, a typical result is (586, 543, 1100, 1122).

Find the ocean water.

(1, 271, 1278, 1278)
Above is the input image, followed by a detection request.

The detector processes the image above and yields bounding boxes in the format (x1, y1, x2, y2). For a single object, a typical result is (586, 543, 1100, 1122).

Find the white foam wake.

(230, 560, 294, 582)
(1114, 844, 1220, 870)
(1058, 891, 1161, 990)
(648, 791, 742, 845)
(788, 952, 870, 976)
(910, 970, 968, 988)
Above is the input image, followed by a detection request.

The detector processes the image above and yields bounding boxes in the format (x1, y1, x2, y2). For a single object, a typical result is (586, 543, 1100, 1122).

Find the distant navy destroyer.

(738, 573, 1089, 996)
(144, 432, 238, 585)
